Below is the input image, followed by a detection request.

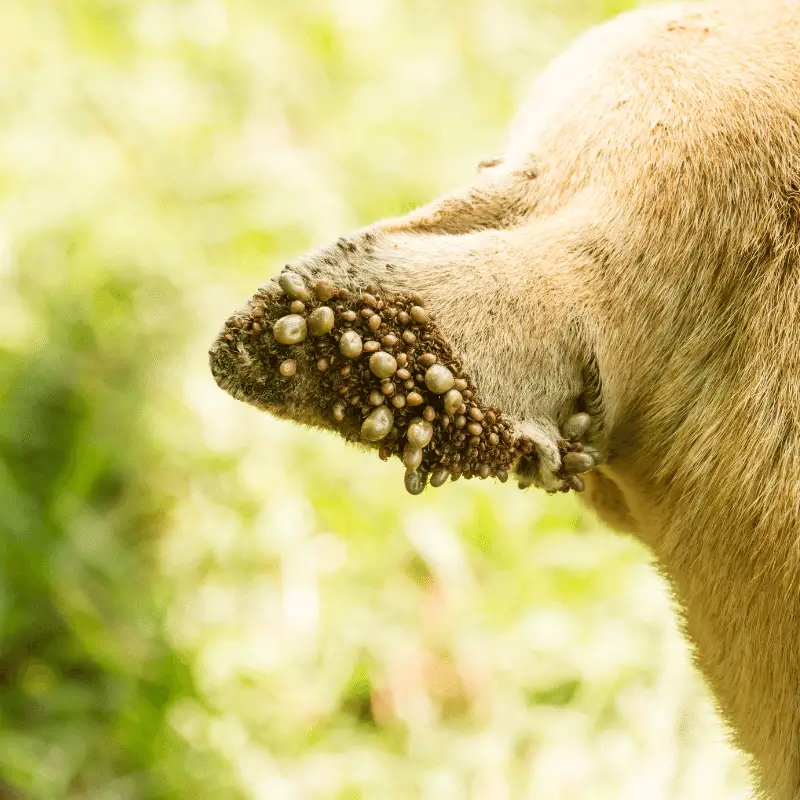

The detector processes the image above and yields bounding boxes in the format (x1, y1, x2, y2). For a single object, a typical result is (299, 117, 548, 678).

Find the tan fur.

(213, 2, 800, 795)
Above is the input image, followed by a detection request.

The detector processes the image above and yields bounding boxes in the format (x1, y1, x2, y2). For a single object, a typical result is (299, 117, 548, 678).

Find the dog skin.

(210, 2, 800, 796)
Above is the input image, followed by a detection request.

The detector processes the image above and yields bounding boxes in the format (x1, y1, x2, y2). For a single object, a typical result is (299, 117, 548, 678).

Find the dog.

(210, 2, 800, 796)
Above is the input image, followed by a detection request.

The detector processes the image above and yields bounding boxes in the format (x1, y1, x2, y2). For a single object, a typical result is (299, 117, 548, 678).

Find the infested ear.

(210, 250, 607, 496)
(211, 170, 610, 496)
(210, 274, 543, 493)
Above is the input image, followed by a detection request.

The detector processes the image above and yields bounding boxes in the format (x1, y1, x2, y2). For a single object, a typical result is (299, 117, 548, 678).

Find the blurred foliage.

(0, 1, 752, 799)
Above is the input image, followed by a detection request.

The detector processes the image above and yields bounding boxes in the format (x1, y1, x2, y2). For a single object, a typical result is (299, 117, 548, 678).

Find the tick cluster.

(221, 270, 543, 495)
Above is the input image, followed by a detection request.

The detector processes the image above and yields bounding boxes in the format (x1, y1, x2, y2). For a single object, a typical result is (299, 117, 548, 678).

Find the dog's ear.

(210, 191, 609, 495)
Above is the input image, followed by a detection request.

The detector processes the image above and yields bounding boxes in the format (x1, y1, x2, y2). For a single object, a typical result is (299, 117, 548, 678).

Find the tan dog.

(211, 2, 800, 796)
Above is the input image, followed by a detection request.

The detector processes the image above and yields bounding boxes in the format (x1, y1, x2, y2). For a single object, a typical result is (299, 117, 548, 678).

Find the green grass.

(0, 1, 752, 798)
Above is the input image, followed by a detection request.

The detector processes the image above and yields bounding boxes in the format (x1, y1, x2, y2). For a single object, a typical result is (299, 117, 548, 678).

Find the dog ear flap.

(381, 167, 534, 236)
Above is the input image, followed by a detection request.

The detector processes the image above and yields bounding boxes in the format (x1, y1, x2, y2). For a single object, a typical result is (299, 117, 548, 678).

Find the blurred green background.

(0, 1, 753, 798)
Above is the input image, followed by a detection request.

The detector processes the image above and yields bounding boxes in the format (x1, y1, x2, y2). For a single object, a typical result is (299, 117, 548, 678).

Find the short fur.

(211, 3, 800, 796)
